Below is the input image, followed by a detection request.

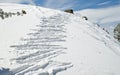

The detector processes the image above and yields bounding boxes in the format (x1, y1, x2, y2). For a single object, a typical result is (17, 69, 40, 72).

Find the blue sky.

(30, 0, 120, 10)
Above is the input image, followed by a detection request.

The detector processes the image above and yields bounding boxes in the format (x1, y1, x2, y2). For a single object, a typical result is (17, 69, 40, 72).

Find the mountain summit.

(0, 3, 120, 75)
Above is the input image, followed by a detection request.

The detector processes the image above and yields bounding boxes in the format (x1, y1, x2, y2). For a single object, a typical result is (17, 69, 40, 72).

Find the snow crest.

(0, 3, 120, 75)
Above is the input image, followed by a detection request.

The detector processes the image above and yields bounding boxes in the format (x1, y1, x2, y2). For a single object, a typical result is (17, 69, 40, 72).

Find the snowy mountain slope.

(0, 3, 120, 75)
(75, 6, 120, 35)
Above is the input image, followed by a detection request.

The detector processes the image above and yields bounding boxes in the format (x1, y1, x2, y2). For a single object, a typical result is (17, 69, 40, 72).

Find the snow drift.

(0, 3, 120, 75)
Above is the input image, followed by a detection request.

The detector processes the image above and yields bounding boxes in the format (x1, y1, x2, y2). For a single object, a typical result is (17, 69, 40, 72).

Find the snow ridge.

(0, 3, 120, 75)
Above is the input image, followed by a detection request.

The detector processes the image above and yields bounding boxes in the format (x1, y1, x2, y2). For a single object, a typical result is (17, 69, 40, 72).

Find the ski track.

(8, 7, 72, 75)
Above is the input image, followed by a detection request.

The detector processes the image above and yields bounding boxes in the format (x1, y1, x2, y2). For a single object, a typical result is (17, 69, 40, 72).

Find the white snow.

(0, 3, 120, 75)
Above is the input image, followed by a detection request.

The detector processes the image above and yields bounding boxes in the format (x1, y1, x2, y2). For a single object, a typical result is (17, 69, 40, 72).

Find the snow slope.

(0, 3, 120, 75)
(75, 6, 120, 35)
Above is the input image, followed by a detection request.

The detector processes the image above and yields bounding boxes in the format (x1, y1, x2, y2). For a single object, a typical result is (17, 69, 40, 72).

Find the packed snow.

(0, 3, 120, 75)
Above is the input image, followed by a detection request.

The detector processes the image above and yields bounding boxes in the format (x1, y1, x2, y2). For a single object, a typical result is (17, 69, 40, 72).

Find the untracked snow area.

(0, 3, 120, 75)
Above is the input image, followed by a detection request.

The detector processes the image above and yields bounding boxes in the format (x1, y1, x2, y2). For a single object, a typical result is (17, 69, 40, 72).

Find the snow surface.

(0, 3, 120, 75)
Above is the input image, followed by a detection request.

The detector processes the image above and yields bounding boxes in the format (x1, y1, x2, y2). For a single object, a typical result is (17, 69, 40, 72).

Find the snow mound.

(0, 3, 120, 75)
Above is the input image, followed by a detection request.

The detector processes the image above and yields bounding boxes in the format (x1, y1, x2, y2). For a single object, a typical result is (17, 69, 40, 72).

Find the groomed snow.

(0, 3, 120, 75)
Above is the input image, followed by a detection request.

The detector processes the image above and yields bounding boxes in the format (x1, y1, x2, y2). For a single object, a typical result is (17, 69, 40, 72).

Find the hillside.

(75, 6, 120, 35)
(0, 3, 120, 75)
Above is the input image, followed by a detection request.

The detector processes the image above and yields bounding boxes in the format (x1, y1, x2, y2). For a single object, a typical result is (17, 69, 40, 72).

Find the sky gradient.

(26, 0, 120, 10)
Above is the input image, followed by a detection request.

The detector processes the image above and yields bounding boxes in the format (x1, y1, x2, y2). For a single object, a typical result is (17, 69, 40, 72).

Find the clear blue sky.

(30, 0, 120, 10)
